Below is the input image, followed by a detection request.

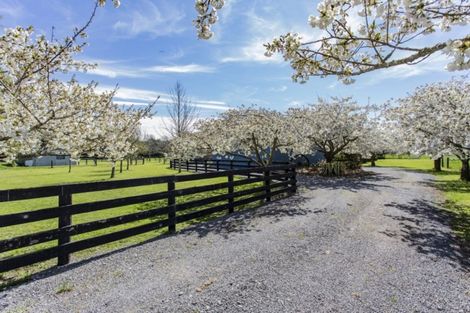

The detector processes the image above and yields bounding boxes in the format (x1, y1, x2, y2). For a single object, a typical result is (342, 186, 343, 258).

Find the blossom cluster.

(264, 0, 469, 83)
(389, 77, 470, 162)
(0, 26, 151, 164)
(193, 0, 224, 39)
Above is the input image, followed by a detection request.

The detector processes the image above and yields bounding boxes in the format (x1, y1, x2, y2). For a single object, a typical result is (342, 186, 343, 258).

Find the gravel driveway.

(1, 168, 469, 313)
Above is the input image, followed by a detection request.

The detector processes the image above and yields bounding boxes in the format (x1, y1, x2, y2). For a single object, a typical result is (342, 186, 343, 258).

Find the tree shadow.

(298, 171, 398, 193)
(178, 193, 313, 240)
(381, 199, 469, 272)
(1, 193, 312, 291)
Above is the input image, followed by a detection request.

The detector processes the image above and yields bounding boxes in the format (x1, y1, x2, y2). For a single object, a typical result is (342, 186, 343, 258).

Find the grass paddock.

(0, 160, 266, 288)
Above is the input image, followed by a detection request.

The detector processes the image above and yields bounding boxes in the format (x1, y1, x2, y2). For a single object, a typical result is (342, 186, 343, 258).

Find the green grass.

(0, 160, 267, 289)
(365, 158, 470, 245)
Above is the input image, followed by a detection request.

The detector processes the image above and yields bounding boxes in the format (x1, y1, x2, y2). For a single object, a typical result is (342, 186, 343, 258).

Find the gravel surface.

(1, 168, 469, 313)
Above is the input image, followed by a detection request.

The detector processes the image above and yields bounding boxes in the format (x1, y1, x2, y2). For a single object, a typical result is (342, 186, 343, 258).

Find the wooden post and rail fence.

(0, 163, 297, 273)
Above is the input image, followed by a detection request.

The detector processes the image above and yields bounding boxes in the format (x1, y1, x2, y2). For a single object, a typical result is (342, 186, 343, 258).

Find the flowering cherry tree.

(0, 23, 95, 161)
(0, 18, 155, 176)
(390, 77, 470, 180)
(357, 114, 406, 166)
(288, 97, 370, 162)
(85, 98, 154, 178)
(169, 106, 295, 166)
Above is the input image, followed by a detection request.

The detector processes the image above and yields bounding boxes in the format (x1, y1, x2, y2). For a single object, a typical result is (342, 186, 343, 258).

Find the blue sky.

(0, 0, 466, 137)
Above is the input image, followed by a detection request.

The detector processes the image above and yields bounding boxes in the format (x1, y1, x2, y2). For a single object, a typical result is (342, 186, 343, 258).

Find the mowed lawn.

(0, 160, 264, 288)
(365, 158, 470, 245)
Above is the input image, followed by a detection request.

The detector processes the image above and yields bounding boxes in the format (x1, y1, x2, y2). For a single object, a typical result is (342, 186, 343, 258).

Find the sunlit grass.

(0, 160, 271, 289)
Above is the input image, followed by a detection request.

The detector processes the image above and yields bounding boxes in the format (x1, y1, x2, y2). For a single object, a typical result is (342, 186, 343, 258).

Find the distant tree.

(164, 81, 198, 138)
(170, 106, 295, 166)
(390, 77, 470, 181)
(142, 135, 170, 157)
(288, 97, 370, 163)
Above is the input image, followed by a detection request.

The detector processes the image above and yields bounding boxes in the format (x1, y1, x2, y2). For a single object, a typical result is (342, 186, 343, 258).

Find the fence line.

(169, 158, 289, 173)
(0, 164, 296, 272)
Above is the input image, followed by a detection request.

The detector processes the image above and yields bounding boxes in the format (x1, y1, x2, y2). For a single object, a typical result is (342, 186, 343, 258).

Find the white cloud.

(270, 85, 288, 92)
(148, 64, 216, 73)
(220, 8, 321, 64)
(113, 0, 185, 37)
(363, 53, 450, 85)
(221, 41, 282, 63)
(97, 86, 231, 111)
(221, 10, 283, 63)
(0, 0, 24, 19)
(140, 116, 171, 139)
(85, 60, 216, 78)
(288, 100, 302, 107)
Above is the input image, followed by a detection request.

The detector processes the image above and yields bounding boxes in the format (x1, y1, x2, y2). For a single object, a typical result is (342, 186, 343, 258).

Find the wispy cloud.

(0, 0, 25, 19)
(97, 86, 231, 111)
(221, 10, 282, 63)
(363, 53, 450, 85)
(113, 0, 185, 37)
(148, 64, 215, 73)
(85, 59, 216, 78)
(220, 7, 320, 64)
(270, 85, 288, 92)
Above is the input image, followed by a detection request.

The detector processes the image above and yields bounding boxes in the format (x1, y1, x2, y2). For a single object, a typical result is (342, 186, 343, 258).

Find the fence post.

(204, 160, 208, 173)
(216, 160, 220, 172)
(264, 170, 271, 202)
(195, 159, 198, 172)
(170, 159, 173, 169)
(230, 160, 234, 170)
(167, 178, 176, 233)
(292, 166, 297, 194)
(228, 173, 234, 213)
(58, 187, 72, 266)
(186, 160, 189, 171)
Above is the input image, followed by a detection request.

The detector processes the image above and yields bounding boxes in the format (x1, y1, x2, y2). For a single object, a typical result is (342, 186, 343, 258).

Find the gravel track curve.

(1, 168, 469, 313)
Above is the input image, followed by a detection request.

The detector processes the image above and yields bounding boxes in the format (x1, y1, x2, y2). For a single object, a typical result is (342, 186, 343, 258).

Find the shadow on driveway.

(381, 199, 469, 272)
(298, 171, 399, 192)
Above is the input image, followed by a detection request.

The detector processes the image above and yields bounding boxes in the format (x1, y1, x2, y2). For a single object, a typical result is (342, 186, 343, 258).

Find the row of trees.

(168, 77, 469, 181)
(0, 20, 154, 177)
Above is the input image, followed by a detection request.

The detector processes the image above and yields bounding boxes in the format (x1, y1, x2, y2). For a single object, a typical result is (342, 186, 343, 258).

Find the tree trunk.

(110, 161, 116, 179)
(370, 154, 376, 167)
(178, 159, 182, 173)
(324, 152, 334, 163)
(120, 160, 123, 173)
(68, 159, 72, 173)
(434, 157, 442, 172)
(126, 158, 130, 170)
(461, 158, 470, 181)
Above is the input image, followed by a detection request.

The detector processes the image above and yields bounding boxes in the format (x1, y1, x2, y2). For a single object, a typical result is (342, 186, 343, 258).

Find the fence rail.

(0, 164, 296, 272)
(169, 158, 289, 173)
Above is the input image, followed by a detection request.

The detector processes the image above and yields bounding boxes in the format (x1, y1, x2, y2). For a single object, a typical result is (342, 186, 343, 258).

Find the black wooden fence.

(170, 159, 289, 172)
(0, 164, 296, 272)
